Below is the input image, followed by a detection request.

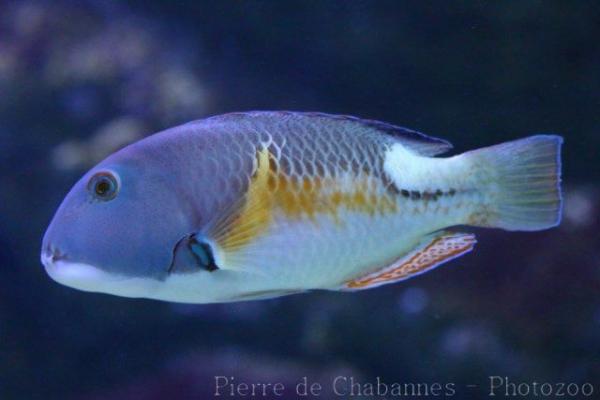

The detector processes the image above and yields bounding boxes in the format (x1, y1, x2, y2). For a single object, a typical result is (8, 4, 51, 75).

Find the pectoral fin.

(205, 146, 274, 255)
(339, 231, 476, 291)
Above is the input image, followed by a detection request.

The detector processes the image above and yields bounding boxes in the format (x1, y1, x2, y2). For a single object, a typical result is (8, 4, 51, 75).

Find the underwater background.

(1, 1, 599, 399)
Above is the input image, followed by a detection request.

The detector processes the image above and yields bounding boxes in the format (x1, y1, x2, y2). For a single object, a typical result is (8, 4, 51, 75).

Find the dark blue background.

(1, 1, 599, 399)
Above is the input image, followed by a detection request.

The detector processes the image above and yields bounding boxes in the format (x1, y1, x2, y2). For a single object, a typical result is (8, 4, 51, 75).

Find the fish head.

(41, 145, 191, 298)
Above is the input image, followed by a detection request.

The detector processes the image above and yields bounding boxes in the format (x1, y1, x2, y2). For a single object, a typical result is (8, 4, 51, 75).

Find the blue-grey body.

(42, 112, 562, 303)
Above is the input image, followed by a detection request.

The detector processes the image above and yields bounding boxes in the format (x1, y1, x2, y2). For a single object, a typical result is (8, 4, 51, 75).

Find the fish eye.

(88, 172, 119, 201)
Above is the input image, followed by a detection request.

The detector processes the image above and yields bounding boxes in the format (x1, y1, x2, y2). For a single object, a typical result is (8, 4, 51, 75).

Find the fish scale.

(41, 111, 562, 303)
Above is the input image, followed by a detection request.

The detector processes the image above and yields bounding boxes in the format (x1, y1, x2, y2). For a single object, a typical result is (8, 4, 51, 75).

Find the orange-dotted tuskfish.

(41, 112, 563, 303)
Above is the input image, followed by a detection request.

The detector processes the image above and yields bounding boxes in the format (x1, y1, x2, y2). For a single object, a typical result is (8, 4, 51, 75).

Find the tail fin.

(466, 135, 563, 231)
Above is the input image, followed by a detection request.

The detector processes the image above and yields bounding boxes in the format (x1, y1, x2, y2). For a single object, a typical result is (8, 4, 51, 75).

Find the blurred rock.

(0, 42, 18, 86)
(2, 0, 209, 126)
(52, 116, 146, 171)
(562, 186, 598, 230)
(398, 287, 429, 315)
(439, 322, 502, 359)
(42, 18, 156, 86)
(9, 1, 46, 39)
(153, 68, 207, 124)
(1, 1, 599, 399)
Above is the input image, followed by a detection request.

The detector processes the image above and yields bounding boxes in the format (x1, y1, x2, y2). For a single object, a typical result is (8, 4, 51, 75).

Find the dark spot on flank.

(381, 172, 399, 195)
(422, 191, 436, 201)
(394, 187, 461, 201)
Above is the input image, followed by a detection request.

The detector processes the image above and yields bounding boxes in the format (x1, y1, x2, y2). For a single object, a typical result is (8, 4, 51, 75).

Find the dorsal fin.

(203, 111, 453, 156)
(300, 112, 453, 156)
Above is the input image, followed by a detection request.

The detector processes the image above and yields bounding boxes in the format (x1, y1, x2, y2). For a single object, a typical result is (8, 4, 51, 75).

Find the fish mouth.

(45, 245, 68, 263)
(41, 250, 115, 292)
(41, 247, 160, 297)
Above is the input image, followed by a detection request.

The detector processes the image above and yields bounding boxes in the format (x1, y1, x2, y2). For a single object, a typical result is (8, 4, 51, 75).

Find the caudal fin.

(467, 135, 563, 231)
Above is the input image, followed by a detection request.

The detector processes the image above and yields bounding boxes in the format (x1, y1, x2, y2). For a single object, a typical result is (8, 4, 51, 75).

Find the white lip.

(41, 253, 159, 298)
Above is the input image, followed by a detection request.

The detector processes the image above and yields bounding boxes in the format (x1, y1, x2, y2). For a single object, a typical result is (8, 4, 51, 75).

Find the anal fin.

(340, 231, 476, 291)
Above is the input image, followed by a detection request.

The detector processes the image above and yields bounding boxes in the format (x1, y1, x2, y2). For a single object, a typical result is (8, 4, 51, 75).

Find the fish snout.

(40, 243, 111, 292)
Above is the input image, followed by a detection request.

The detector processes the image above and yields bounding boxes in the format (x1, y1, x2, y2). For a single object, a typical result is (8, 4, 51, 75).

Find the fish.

(41, 111, 563, 303)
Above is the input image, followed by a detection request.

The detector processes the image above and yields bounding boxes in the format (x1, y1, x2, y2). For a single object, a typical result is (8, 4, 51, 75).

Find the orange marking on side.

(218, 148, 274, 251)
(269, 161, 397, 220)
(220, 148, 399, 251)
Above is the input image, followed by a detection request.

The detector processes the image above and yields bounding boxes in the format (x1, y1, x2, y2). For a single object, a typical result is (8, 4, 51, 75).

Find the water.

(1, 1, 599, 399)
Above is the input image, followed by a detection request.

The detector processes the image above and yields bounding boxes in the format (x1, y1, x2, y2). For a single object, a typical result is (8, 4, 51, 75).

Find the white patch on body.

(383, 143, 480, 226)
(383, 143, 468, 192)
(42, 253, 159, 298)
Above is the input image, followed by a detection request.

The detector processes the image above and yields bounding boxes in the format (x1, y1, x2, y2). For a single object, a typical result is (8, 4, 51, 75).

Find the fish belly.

(225, 194, 472, 290)
(222, 146, 482, 291)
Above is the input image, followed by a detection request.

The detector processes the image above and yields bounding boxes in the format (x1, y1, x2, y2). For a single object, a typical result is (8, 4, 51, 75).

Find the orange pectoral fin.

(340, 232, 476, 291)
